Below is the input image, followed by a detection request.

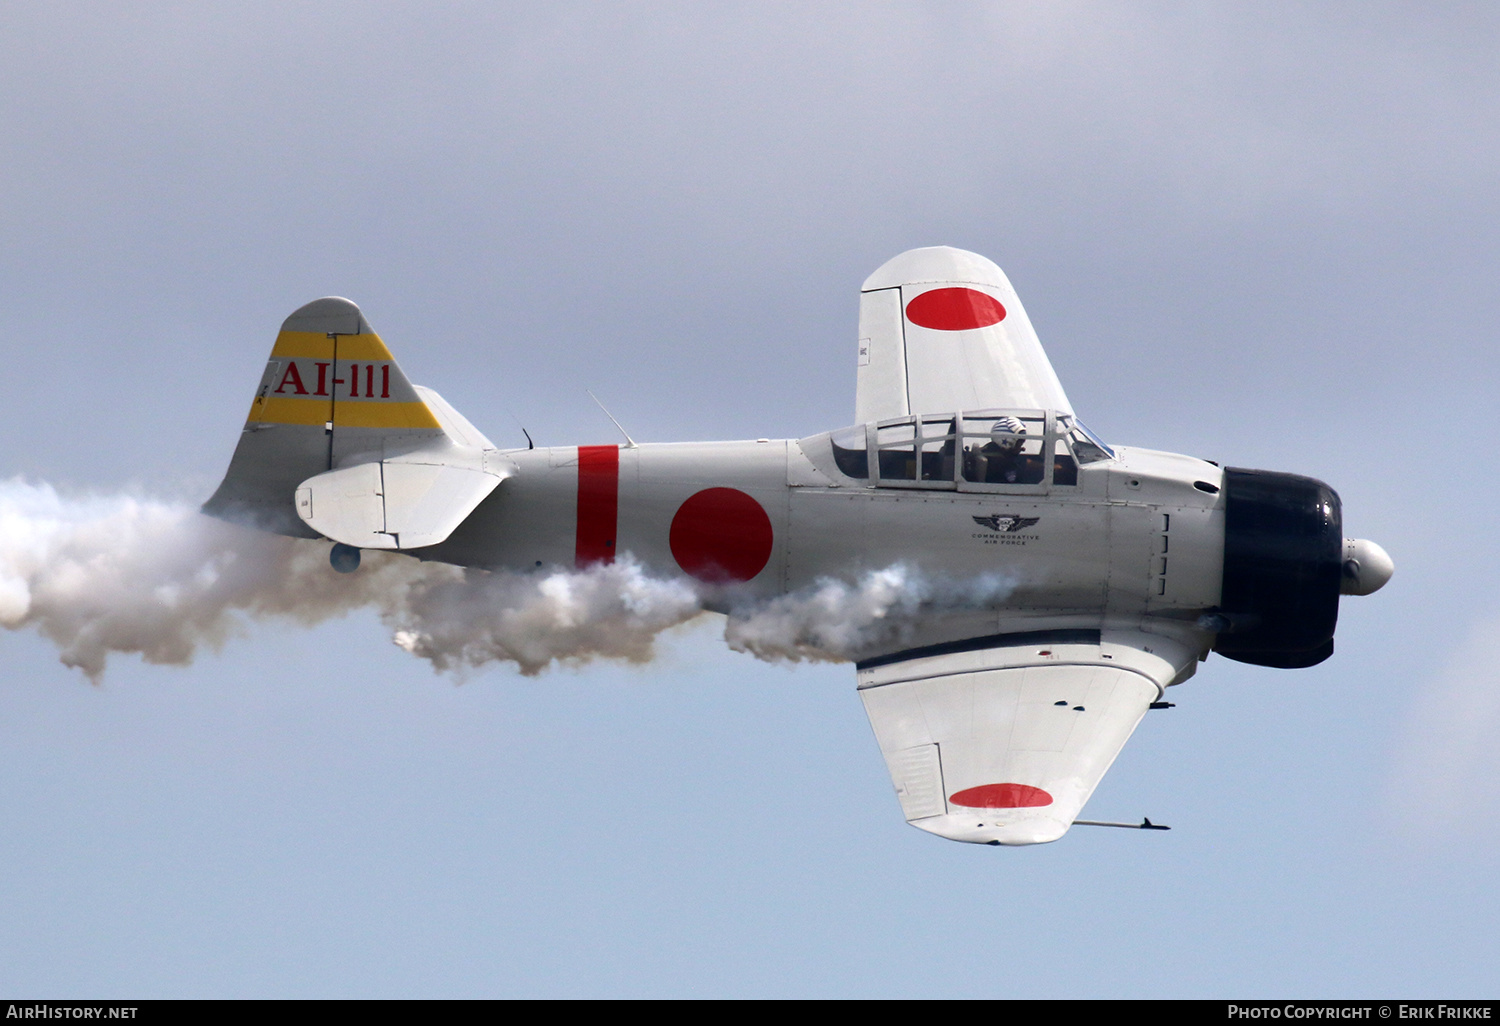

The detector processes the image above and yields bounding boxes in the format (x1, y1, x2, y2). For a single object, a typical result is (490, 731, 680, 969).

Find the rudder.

(203, 297, 445, 537)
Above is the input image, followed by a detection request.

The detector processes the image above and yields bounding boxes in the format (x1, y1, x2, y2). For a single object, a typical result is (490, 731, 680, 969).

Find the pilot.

(979, 416, 1027, 484)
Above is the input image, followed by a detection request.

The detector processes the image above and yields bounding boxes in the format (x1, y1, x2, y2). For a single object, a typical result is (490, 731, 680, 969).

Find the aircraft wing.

(855, 246, 1073, 423)
(857, 630, 1195, 845)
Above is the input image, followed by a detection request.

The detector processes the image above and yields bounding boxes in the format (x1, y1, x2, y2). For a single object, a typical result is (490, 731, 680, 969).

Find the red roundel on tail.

(949, 783, 1053, 808)
(904, 287, 1006, 331)
(670, 488, 773, 583)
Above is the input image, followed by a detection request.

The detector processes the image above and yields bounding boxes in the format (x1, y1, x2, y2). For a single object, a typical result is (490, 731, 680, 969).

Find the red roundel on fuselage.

(670, 488, 773, 584)
(949, 783, 1053, 808)
(904, 287, 1007, 331)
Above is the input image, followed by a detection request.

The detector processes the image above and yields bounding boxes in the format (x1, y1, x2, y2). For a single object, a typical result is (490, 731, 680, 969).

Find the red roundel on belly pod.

(670, 488, 773, 583)
(949, 783, 1053, 808)
(905, 287, 1007, 331)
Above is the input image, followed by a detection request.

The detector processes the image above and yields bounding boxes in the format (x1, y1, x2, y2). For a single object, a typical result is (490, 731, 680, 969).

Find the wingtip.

(861, 246, 1011, 293)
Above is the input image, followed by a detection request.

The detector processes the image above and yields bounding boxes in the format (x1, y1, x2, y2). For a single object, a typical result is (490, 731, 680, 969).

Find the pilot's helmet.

(988, 416, 1027, 452)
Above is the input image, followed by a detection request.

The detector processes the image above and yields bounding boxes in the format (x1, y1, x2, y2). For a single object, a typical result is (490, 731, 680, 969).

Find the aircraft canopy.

(823, 409, 1112, 492)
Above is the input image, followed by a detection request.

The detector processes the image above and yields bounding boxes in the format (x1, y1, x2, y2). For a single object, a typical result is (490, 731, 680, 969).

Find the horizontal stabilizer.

(296, 457, 510, 550)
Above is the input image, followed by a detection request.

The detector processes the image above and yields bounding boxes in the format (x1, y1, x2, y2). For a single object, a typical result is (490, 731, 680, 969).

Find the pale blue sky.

(1, 2, 1496, 997)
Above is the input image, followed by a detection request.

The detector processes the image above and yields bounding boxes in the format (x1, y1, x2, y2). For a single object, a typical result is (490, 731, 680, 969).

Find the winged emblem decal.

(972, 514, 1040, 533)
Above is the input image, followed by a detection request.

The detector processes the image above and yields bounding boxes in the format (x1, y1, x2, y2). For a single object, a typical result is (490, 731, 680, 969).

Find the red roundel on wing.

(949, 783, 1053, 808)
(904, 287, 1007, 331)
(669, 488, 773, 583)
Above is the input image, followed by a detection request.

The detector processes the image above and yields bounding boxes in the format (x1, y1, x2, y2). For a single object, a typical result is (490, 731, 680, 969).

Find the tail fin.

(203, 297, 447, 537)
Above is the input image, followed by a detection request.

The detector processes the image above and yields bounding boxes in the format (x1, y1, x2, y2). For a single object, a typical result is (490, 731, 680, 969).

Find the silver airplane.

(205, 246, 1393, 846)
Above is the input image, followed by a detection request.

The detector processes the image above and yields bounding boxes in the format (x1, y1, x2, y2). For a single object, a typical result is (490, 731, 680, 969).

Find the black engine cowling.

(1212, 468, 1343, 669)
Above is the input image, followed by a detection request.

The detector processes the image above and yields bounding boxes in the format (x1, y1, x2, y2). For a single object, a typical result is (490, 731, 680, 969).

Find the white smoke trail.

(1, 478, 1017, 681)
(723, 564, 1018, 663)
(389, 560, 702, 676)
(390, 562, 1016, 675)
(0, 479, 708, 681)
(0, 478, 458, 681)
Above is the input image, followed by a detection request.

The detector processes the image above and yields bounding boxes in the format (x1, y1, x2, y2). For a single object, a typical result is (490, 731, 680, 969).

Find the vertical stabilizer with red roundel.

(856, 246, 1073, 423)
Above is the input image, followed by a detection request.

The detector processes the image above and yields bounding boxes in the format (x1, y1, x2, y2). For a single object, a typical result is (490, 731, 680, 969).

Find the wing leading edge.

(857, 630, 1198, 845)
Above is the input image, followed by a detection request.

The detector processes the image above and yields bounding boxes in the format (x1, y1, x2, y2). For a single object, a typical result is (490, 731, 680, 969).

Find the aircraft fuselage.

(423, 435, 1226, 665)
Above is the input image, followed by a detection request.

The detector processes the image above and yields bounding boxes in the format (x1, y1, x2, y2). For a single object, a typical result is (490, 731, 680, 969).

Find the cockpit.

(825, 410, 1113, 491)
